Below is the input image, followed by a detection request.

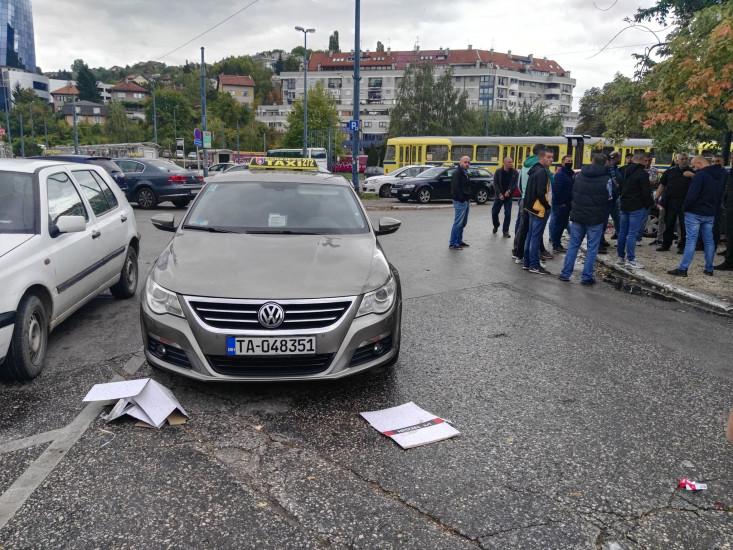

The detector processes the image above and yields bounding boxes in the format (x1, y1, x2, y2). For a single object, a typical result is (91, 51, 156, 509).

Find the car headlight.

(357, 276, 397, 317)
(145, 277, 184, 317)
(402, 183, 415, 189)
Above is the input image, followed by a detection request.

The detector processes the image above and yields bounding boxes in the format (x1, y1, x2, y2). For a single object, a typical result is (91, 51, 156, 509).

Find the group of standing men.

(449, 144, 733, 282)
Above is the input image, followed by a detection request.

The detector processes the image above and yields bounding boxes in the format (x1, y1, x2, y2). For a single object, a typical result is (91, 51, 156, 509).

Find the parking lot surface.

(1, 204, 731, 549)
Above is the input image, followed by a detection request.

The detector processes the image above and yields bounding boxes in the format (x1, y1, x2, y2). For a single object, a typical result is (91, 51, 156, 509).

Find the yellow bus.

(383, 136, 672, 174)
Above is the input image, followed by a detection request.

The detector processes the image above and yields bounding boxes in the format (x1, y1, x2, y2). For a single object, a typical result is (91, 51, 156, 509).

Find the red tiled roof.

(110, 81, 149, 93)
(218, 74, 255, 87)
(51, 84, 79, 95)
(307, 49, 567, 76)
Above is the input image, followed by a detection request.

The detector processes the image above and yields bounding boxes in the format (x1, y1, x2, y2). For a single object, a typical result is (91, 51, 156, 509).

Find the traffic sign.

(193, 128, 203, 147)
(203, 131, 212, 148)
(347, 120, 359, 132)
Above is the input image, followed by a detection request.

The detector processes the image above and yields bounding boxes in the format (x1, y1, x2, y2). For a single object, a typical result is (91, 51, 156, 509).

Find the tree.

(576, 88, 606, 136)
(574, 75, 647, 142)
(105, 102, 144, 143)
(143, 88, 195, 147)
(481, 103, 563, 137)
(282, 82, 341, 149)
(328, 31, 340, 53)
(642, 1, 733, 154)
(74, 60, 101, 102)
(634, 0, 723, 25)
(376, 41, 385, 53)
(211, 55, 274, 103)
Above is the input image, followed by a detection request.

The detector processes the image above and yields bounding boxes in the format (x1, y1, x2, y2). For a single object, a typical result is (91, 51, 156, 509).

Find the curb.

(587, 246, 733, 316)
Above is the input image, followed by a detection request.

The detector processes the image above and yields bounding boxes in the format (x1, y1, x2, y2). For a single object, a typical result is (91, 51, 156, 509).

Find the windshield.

(0, 172, 36, 234)
(417, 167, 445, 178)
(89, 159, 123, 174)
(185, 181, 369, 235)
(147, 160, 187, 173)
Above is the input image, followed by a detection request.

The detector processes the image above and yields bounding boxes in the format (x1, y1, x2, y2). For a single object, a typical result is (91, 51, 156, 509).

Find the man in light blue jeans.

(668, 156, 725, 277)
(449, 200, 470, 249)
(449, 156, 472, 249)
(560, 223, 604, 284)
(616, 208, 648, 266)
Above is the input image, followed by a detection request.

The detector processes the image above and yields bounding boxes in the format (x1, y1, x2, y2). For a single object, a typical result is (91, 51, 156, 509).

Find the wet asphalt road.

(0, 202, 731, 549)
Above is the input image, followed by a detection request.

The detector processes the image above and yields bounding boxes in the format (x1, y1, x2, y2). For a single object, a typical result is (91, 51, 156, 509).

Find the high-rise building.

(0, 0, 36, 72)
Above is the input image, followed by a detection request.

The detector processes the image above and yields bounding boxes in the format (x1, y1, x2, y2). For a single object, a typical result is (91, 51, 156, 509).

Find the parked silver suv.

(141, 160, 402, 381)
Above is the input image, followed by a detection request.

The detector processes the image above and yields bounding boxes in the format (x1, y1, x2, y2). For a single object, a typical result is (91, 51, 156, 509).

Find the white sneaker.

(625, 260, 644, 269)
(540, 261, 547, 269)
(514, 258, 522, 264)
(616, 258, 626, 267)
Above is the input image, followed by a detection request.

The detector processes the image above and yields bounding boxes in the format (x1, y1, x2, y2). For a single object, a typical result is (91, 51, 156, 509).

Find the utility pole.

(19, 112, 24, 157)
(152, 80, 158, 144)
(72, 97, 79, 154)
(200, 47, 208, 176)
(295, 26, 315, 157)
(236, 118, 240, 156)
(351, 0, 361, 191)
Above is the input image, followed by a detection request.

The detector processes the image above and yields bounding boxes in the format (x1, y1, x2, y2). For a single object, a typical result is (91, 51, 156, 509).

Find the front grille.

(148, 337, 192, 369)
(188, 298, 353, 331)
(350, 336, 393, 367)
(207, 354, 334, 377)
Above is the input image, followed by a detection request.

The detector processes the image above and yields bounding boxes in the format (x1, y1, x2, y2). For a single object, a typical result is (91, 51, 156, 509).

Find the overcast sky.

(34, 0, 664, 108)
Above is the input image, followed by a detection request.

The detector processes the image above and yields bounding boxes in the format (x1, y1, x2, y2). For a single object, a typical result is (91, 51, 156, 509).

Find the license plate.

(226, 336, 316, 356)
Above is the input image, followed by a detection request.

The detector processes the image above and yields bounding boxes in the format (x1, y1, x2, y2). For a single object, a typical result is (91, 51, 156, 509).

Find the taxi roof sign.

(249, 157, 318, 170)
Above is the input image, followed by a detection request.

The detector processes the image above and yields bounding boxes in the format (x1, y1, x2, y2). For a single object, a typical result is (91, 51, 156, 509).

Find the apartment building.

(265, 47, 577, 145)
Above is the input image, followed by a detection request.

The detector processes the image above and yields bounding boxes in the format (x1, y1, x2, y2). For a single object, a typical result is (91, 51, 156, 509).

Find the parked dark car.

(115, 158, 203, 209)
(37, 155, 127, 193)
(390, 165, 495, 204)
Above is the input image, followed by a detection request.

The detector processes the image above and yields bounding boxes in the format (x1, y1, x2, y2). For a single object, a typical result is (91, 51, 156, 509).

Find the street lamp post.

(351, 0, 361, 191)
(72, 97, 79, 154)
(152, 80, 158, 144)
(295, 26, 315, 157)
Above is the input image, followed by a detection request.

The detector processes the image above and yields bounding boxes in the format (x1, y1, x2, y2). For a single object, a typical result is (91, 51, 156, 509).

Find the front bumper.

(0, 312, 15, 361)
(390, 187, 415, 200)
(140, 293, 401, 382)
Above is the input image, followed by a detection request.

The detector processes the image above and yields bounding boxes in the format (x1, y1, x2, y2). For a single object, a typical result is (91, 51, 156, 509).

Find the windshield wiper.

(244, 229, 322, 235)
(183, 224, 236, 233)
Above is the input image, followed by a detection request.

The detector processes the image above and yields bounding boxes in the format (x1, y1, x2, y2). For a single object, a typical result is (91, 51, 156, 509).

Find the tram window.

(476, 145, 500, 162)
(655, 151, 673, 166)
(427, 145, 448, 162)
(451, 145, 473, 161)
(384, 146, 395, 161)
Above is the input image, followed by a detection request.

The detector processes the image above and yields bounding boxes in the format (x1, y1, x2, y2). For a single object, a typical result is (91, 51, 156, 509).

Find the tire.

(172, 198, 191, 208)
(475, 188, 490, 204)
(1, 294, 48, 381)
(378, 184, 391, 198)
(110, 246, 139, 299)
(416, 188, 431, 204)
(136, 187, 157, 209)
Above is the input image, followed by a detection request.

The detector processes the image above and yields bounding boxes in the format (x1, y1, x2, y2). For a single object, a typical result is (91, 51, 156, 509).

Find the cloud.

(33, 0, 662, 107)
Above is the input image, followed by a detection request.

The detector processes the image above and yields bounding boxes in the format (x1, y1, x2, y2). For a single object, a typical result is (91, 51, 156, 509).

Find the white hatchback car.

(0, 159, 140, 381)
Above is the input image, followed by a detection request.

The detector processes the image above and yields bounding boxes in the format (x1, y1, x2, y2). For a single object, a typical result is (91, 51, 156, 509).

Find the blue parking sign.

(348, 120, 359, 132)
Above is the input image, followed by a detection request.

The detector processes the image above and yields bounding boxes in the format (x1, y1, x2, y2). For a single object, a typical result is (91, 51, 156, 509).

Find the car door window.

(90, 171, 119, 209)
(47, 172, 88, 231)
(72, 170, 117, 217)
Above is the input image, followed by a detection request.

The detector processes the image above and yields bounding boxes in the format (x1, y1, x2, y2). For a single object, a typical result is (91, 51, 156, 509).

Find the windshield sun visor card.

(268, 213, 288, 228)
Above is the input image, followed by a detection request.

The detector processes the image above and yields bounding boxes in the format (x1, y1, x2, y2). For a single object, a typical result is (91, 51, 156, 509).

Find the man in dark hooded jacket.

(522, 149, 553, 274)
(559, 153, 610, 284)
(616, 153, 654, 269)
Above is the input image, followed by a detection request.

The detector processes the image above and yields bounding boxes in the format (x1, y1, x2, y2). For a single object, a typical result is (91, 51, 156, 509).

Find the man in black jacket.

(449, 155, 472, 249)
(522, 149, 553, 274)
(559, 153, 610, 284)
(668, 156, 725, 276)
(492, 157, 518, 237)
(616, 153, 654, 269)
(715, 168, 733, 271)
(657, 153, 693, 252)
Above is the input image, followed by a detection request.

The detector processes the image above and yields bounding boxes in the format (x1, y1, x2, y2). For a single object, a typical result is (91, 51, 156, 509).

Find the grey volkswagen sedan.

(141, 159, 402, 381)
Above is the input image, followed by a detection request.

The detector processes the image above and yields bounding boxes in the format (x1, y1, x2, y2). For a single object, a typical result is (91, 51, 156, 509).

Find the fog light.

(373, 342, 384, 354)
(157, 343, 167, 356)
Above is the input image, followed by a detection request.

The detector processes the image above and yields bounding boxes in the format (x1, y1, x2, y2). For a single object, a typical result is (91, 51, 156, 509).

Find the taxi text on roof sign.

(249, 157, 318, 170)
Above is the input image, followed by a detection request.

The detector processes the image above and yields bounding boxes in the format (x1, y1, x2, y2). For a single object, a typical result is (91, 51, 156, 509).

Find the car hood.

(0, 234, 34, 259)
(152, 231, 391, 299)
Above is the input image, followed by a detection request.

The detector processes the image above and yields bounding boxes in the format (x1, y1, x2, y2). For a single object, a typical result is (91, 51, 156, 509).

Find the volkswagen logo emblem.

(258, 302, 285, 329)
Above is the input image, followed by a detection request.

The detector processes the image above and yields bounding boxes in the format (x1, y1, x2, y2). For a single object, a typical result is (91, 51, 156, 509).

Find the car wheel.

(136, 187, 157, 209)
(475, 188, 490, 204)
(378, 184, 391, 198)
(417, 188, 431, 204)
(110, 246, 139, 299)
(1, 294, 48, 381)
(172, 198, 191, 208)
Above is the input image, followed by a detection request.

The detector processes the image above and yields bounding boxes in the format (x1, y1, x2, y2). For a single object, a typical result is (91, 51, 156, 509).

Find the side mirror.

(151, 213, 176, 232)
(54, 215, 86, 235)
(375, 217, 401, 236)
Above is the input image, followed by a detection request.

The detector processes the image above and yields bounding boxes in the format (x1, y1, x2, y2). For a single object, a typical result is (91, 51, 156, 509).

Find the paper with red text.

(360, 402, 459, 449)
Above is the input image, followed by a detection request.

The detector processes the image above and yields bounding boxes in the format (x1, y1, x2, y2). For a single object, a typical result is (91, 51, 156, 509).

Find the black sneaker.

(580, 279, 596, 286)
(449, 245, 463, 250)
(667, 268, 688, 277)
(492, 227, 499, 234)
(558, 275, 570, 282)
(703, 270, 714, 276)
(553, 246, 567, 253)
(503, 233, 511, 238)
(529, 266, 551, 275)
(460, 241, 470, 248)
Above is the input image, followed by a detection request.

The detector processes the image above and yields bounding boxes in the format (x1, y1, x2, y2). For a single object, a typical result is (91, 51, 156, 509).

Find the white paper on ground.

(83, 378, 188, 429)
(360, 402, 460, 449)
